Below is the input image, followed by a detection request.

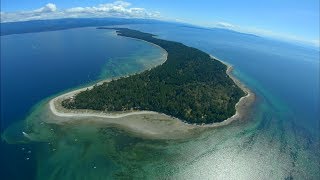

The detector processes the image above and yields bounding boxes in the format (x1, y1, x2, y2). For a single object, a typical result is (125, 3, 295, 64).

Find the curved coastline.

(47, 31, 255, 139)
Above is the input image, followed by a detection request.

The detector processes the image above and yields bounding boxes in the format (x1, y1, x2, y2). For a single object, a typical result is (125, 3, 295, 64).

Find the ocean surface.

(1, 23, 319, 179)
(0, 27, 166, 179)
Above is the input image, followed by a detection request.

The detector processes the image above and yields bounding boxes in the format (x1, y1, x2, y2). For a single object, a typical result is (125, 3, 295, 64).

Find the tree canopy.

(62, 28, 245, 124)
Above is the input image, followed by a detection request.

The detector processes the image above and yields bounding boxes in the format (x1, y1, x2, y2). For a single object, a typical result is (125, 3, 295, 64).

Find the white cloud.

(34, 3, 57, 13)
(0, 1, 161, 23)
(216, 22, 235, 29)
(310, 40, 320, 47)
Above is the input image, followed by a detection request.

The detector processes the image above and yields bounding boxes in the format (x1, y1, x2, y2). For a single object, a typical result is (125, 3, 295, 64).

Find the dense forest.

(62, 28, 245, 124)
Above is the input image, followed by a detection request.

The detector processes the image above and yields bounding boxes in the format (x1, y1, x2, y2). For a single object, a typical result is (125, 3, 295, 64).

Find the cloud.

(0, 1, 160, 23)
(34, 3, 57, 13)
(215, 22, 235, 29)
(65, 2, 158, 18)
(310, 40, 320, 47)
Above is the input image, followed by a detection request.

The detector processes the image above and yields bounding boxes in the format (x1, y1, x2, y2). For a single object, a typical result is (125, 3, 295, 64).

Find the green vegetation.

(62, 28, 245, 124)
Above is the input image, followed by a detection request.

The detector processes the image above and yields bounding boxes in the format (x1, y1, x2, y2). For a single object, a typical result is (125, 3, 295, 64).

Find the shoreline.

(49, 34, 169, 119)
(47, 33, 255, 139)
(207, 55, 254, 127)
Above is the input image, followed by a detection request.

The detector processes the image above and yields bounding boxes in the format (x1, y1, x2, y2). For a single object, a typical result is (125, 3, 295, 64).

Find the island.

(61, 28, 246, 124)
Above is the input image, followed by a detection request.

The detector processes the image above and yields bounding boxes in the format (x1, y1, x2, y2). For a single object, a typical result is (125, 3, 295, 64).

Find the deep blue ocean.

(1, 23, 319, 179)
(0, 27, 165, 179)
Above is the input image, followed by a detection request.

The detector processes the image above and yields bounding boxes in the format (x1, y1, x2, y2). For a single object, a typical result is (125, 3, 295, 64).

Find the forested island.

(62, 28, 245, 124)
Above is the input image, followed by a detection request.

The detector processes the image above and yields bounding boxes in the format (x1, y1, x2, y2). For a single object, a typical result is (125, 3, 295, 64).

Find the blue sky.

(1, 0, 319, 46)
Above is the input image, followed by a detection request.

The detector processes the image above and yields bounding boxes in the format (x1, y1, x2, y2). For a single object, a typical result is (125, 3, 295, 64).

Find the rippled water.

(1, 24, 319, 179)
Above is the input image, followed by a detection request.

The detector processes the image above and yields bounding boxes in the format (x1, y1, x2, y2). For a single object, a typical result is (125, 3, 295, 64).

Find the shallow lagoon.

(1, 24, 319, 179)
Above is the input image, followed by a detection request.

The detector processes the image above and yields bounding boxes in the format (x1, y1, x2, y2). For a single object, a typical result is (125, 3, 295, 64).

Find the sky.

(1, 0, 319, 47)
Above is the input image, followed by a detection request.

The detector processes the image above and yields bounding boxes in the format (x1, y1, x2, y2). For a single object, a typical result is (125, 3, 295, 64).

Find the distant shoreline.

(47, 31, 255, 139)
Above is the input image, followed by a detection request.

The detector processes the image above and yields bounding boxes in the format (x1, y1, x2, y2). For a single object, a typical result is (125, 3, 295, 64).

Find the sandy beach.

(46, 36, 255, 139)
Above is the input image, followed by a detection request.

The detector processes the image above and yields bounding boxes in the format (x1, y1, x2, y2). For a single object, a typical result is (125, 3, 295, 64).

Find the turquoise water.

(1, 24, 319, 179)
(0, 27, 166, 179)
